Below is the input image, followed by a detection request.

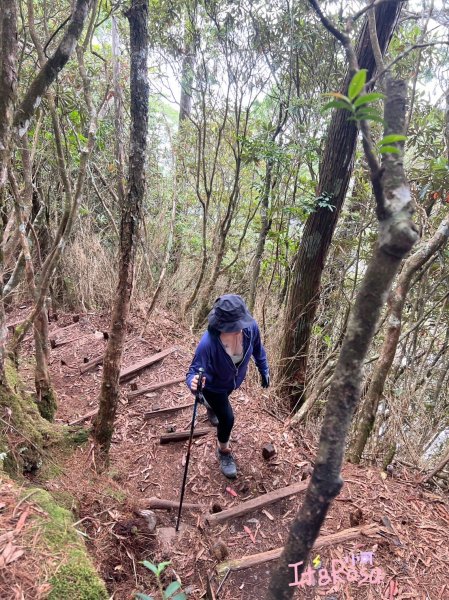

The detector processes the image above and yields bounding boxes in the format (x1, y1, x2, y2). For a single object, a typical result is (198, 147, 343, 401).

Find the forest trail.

(4, 305, 449, 600)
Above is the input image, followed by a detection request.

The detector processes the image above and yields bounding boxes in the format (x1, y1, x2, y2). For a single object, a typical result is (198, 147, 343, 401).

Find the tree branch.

(13, 0, 92, 135)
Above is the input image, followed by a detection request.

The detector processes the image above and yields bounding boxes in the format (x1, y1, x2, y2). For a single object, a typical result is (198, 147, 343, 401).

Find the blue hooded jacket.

(186, 321, 269, 393)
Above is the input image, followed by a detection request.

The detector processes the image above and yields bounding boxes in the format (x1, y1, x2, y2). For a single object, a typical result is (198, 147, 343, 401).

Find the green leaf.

(322, 100, 353, 112)
(348, 69, 367, 101)
(164, 581, 181, 598)
(379, 145, 401, 154)
(157, 561, 172, 576)
(172, 594, 187, 600)
(378, 134, 407, 145)
(353, 92, 385, 107)
(135, 594, 154, 600)
(142, 561, 159, 576)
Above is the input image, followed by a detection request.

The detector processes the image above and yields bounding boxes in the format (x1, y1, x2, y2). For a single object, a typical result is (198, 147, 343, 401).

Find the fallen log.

(140, 497, 203, 511)
(128, 376, 185, 400)
(160, 428, 212, 445)
(68, 408, 98, 426)
(80, 346, 177, 377)
(216, 523, 381, 575)
(120, 347, 177, 382)
(144, 401, 194, 420)
(206, 481, 308, 526)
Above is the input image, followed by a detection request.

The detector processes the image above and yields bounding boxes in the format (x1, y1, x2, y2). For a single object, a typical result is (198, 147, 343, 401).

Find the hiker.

(186, 294, 270, 479)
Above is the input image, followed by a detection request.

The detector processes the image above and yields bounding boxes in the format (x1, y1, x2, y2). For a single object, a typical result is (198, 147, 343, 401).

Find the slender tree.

(93, 0, 149, 461)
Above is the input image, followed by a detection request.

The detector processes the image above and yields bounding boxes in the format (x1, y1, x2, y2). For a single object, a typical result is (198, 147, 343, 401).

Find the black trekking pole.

(176, 367, 204, 532)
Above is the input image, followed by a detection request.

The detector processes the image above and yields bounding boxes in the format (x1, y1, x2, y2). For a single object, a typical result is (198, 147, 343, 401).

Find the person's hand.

(191, 374, 206, 392)
(260, 371, 270, 388)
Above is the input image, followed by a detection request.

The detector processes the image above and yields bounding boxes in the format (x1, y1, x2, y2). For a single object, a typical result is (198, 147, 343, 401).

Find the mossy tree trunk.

(0, 0, 18, 383)
(93, 0, 149, 462)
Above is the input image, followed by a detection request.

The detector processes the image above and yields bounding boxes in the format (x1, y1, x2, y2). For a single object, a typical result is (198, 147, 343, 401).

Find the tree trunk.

(278, 1, 402, 410)
(9, 136, 57, 420)
(248, 159, 273, 313)
(0, 0, 18, 383)
(193, 234, 227, 328)
(267, 76, 418, 600)
(93, 0, 149, 461)
(112, 16, 126, 206)
(170, 3, 197, 275)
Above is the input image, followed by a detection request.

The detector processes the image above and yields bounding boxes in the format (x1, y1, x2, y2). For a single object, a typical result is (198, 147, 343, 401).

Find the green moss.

(38, 387, 58, 422)
(50, 490, 79, 513)
(25, 488, 108, 600)
(0, 360, 63, 476)
(103, 485, 126, 502)
(48, 554, 108, 599)
(64, 427, 89, 446)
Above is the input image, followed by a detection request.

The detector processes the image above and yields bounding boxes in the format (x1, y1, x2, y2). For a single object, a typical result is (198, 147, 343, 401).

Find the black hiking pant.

(201, 389, 234, 444)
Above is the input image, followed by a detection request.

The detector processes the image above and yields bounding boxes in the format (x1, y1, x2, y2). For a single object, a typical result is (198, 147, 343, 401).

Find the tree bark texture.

(248, 159, 274, 313)
(13, 0, 92, 136)
(93, 0, 149, 459)
(170, 4, 197, 275)
(349, 214, 449, 463)
(112, 16, 126, 206)
(0, 0, 17, 189)
(279, 1, 402, 409)
(267, 78, 418, 600)
(9, 140, 56, 420)
(0, 0, 18, 383)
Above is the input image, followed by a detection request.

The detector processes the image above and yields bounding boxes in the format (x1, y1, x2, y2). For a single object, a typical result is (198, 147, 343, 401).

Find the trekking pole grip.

(196, 367, 204, 398)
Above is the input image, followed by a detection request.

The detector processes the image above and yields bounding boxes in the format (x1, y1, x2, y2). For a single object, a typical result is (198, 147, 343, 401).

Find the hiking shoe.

(207, 408, 219, 426)
(216, 448, 237, 479)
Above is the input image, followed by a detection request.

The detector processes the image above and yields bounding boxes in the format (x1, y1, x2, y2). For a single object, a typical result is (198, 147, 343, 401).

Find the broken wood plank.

(216, 523, 381, 575)
(160, 428, 212, 445)
(120, 346, 177, 382)
(128, 376, 185, 400)
(80, 346, 177, 377)
(206, 481, 308, 526)
(80, 354, 104, 374)
(140, 497, 204, 511)
(144, 401, 194, 420)
(68, 408, 98, 426)
(51, 332, 92, 349)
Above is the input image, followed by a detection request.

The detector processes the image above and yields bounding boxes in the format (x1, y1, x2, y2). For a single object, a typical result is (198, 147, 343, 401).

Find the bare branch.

(369, 41, 449, 86)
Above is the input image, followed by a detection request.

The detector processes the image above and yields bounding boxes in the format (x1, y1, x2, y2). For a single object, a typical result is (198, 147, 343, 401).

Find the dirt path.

(11, 306, 449, 599)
